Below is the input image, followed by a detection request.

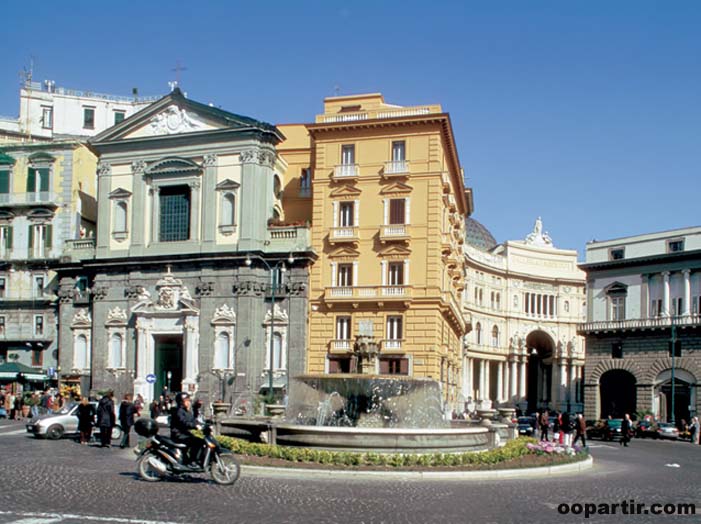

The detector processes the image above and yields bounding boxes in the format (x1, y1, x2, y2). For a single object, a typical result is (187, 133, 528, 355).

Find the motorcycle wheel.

(137, 453, 165, 482)
(210, 454, 240, 486)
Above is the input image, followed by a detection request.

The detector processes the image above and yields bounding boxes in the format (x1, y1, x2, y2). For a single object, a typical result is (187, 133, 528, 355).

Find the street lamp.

(245, 253, 295, 401)
(671, 322, 677, 426)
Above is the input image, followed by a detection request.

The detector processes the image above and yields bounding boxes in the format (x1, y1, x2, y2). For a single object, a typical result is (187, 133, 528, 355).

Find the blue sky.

(2, 1, 700, 257)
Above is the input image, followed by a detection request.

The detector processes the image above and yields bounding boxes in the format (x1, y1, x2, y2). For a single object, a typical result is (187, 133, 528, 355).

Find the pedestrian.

(96, 391, 115, 448)
(135, 394, 145, 416)
(12, 395, 20, 420)
(552, 411, 561, 443)
(573, 413, 587, 447)
(539, 409, 549, 441)
(561, 411, 572, 447)
(192, 398, 204, 423)
(76, 396, 95, 445)
(118, 393, 137, 449)
(149, 398, 160, 419)
(620, 413, 632, 447)
(690, 417, 700, 445)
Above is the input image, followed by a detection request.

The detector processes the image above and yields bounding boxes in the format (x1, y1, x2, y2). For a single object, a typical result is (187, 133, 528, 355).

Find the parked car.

(517, 416, 535, 436)
(587, 419, 624, 441)
(26, 402, 123, 441)
(655, 423, 679, 440)
(635, 420, 658, 439)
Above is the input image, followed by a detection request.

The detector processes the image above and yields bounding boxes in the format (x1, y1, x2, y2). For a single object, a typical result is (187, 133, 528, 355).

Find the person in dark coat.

(170, 392, 203, 466)
(76, 396, 95, 445)
(96, 391, 115, 448)
(118, 394, 137, 449)
(621, 413, 632, 447)
(572, 413, 587, 447)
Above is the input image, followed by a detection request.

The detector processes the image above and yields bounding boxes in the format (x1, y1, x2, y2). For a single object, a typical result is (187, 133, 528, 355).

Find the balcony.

(63, 238, 96, 262)
(379, 224, 410, 242)
(578, 314, 701, 335)
(381, 339, 403, 351)
(267, 225, 312, 252)
(383, 160, 410, 176)
(330, 339, 352, 352)
(0, 192, 59, 207)
(333, 164, 359, 178)
(329, 226, 359, 243)
(325, 285, 412, 303)
(317, 105, 441, 124)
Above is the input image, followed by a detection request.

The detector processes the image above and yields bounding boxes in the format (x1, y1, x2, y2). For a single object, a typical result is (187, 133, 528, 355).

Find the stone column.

(483, 361, 490, 401)
(496, 361, 503, 403)
(569, 364, 578, 405)
(133, 317, 154, 402)
(559, 359, 568, 410)
(467, 357, 474, 399)
(182, 315, 200, 394)
(518, 358, 526, 398)
(683, 269, 691, 316)
(189, 180, 201, 242)
(503, 360, 510, 401)
(662, 271, 671, 317)
(510, 359, 518, 401)
(640, 274, 649, 318)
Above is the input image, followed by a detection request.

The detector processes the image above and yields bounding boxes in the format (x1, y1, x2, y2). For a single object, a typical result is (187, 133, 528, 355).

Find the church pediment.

(108, 187, 133, 200)
(380, 181, 413, 195)
(122, 104, 218, 139)
(329, 185, 362, 197)
(216, 179, 241, 191)
(130, 266, 199, 316)
(146, 157, 202, 176)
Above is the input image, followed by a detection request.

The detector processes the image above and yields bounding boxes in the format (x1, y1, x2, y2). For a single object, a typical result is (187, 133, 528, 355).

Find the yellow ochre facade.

(279, 93, 473, 404)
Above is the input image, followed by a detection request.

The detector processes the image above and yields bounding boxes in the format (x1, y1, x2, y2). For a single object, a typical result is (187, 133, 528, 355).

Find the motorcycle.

(133, 418, 240, 485)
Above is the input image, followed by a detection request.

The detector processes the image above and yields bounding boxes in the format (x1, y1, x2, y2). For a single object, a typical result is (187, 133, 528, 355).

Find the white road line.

(0, 511, 181, 524)
(0, 429, 28, 436)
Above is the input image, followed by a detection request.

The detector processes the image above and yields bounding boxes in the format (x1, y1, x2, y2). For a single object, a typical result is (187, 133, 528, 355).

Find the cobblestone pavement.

(0, 419, 698, 524)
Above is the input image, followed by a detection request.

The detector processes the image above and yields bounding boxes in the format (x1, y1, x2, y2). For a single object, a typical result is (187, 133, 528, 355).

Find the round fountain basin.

(273, 423, 490, 453)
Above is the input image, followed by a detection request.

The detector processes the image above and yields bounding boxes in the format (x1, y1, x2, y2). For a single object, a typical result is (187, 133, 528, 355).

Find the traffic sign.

(146, 374, 156, 384)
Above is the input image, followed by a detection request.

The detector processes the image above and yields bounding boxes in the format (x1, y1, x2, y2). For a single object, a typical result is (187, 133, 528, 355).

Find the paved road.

(0, 420, 698, 524)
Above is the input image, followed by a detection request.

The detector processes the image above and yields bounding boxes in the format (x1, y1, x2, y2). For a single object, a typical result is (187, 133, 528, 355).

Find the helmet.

(175, 392, 190, 405)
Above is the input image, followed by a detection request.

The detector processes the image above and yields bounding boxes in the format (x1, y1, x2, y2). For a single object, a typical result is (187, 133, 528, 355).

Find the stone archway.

(652, 368, 697, 424)
(600, 369, 636, 419)
(525, 330, 555, 413)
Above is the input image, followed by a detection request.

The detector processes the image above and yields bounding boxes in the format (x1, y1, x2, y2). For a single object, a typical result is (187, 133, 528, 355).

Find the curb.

(241, 455, 594, 481)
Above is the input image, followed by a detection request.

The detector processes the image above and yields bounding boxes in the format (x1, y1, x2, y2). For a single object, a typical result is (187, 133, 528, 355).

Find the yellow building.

(279, 93, 472, 404)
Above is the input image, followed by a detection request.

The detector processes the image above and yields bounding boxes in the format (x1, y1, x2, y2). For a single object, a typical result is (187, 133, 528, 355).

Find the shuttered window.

(379, 357, 409, 375)
(0, 170, 9, 194)
(389, 199, 405, 225)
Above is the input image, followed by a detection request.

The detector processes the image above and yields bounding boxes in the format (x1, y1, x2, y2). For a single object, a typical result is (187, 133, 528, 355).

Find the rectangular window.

(609, 248, 625, 261)
(113, 111, 126, 125)
(41, 106, 53, 129)
(388, 262, 404, 286)
(0, 170, 10, 195)
(34, 316, 44, 336)
(0, 226, 12, 254)
(328, 357, 351, 374)
(651, 298, 663, 317)
(341, 144, 355, 165)
(379, 357, 409, 376)
(299, 168, 311, 196)
(667, 239, 684, 253)
(669, 340, 682, 358)
(391, 141, 406, 161)
(672, 297, 683, 316)
(611, 296, 626, 321)
(612, 342, 623, 359)
(0, 316, 4, 335)
(83, 107, 95, 129)
(339, 201, 354, 227)
(28, 224, 52, 258)
(26, 167, 49, 193)
(337, 264, 353, 287)
(159, 185, 191, 242)
(335, 316, 351, 340)
(34, 275, 45, 297)
(389, 199, 406, 225)
(0, 277, 5, 298)
(32, 349, 43, 367)
(386, 316, 403, 340)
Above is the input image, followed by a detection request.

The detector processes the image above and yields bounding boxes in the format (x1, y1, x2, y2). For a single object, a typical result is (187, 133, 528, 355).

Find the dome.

(465, 217, 498, 251)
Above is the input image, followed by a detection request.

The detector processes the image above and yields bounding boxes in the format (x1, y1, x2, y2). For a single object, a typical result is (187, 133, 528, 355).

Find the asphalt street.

(0, 420, 698, 524)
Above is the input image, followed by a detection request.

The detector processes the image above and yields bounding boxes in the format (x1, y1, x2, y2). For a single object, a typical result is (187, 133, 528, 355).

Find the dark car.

(517, 416, 535, 436)
(635, 420, 658, 439)
(587, 419, 623, 441)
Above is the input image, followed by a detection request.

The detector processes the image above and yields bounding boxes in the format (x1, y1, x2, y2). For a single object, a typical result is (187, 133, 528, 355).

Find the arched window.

(564, 300, 570, 313)
(74, 335, 88, 370)
(109, 333, 123, 368)
(273, 174, 282, 198)
(491, 325, 499, 347)
(273, 332, 283, 369)
(214, 332, 230, 369)
(221, 193, 235, 226)
(475, 322, 482, 345)
(114, 201, 127, 233)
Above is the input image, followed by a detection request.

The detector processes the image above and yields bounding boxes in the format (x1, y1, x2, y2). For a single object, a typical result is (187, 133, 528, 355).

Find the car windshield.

(608, 420, 623, 428)
(517, 417, 532, 424)
(56, 403, 77, 415)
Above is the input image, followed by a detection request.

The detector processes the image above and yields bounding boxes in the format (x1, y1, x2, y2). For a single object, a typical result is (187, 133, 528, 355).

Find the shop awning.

(0, 362, 47, 381)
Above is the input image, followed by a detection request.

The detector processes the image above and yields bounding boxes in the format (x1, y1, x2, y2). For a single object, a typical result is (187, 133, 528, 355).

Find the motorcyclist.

(170, 392, 204, 467)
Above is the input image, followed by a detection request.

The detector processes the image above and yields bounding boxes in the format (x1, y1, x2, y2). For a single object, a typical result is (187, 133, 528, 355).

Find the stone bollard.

(211, 402, 232, 436)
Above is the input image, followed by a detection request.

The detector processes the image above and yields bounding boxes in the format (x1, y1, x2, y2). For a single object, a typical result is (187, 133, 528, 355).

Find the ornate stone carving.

(131, 160, 147, 175)
(125, 285, 151, 300)
(288, 281, 307, 297)
(106, 306, 128, 326)
(196, 281, 215, 297)
(232, 278, 265, 297)
(71, 309, 92, 327)
(57, 288, 74, 304)
(524, 216, 554, 247)
(264, 303, 289, 324)
(258, 150, 276, 167)
(239, 149, 257, 164)
(149, 106, 204, 135)
(91, 286, 108, 301)
(189, 180, 201, 190)
(97, 162, 112, 177)
(212, 304, 236, 325)
(203, 153, 217, 167)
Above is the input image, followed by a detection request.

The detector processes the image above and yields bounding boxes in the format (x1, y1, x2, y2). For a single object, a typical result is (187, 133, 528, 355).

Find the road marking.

(0, 511, 181, 524)
(587, 443, 617, 449)
(0, 429, 28, 436)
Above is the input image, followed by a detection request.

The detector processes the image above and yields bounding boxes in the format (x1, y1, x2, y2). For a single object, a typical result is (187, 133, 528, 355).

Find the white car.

(26, 402, 123, 441)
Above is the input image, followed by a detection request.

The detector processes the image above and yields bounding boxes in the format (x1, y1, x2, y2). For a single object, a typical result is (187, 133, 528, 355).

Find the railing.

(65, 238, 96, 250)
(24, 81, 160, 104)
(326, 286, 412, 299)
(333, 164, 359, 178)
(268, 227, 299, 239)
(384, 160, 409, 175)
(330, 227, 358, 241)
(382, 339, 403, 350)
(0, 192, 59, 205)
(579, 314, 701, 333)
(318, 106, 438, 124)
(332, 340, 352, 351)
(267, 226, 311, 251)
(381, 224, 409, 238)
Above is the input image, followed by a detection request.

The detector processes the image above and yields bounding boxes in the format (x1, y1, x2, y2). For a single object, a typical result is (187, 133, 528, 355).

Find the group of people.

(75, 391, 141, 448)
(0, 389, 69, 420)
(536, 409, 588, 447)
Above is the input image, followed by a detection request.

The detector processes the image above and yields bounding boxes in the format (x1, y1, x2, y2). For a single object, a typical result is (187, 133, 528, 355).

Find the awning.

(0, 362, 47, 381)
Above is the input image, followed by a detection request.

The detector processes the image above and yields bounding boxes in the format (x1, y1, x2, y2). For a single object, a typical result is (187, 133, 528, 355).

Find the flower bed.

(211, 435, 589, 470)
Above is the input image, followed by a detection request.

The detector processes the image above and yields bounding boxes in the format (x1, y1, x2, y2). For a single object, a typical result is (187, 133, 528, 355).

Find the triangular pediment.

(146, 157, 201, 176)
(377, 244, 412, 257)
(109, 187, 133, 199)
(91, 88, 283, 145)
(216, 179, 241, 191)
(327, 245, 361, 258)
(329, 185, 362, 197)
(380, 181, 413, 195)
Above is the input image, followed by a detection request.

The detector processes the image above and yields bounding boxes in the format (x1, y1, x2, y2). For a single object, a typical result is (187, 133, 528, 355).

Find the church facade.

(56, 89, 314, 406)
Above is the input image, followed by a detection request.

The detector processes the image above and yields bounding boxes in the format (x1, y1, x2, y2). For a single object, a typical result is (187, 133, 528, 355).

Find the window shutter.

(5, 226, 11, 249)
(330, 262, 337, 287)
(44, 225, 52, 249)
(39, 168, 50, 192)
(329, 359, 340, 374)
(28, 225, 34, 249)
(0, 170, 9, 194)
(379, 359, 390, 375)
(404, 260, 409, 285)
(352, 261, 358, 287)
(26, 168, 36, 192)
(399, 358, 409, 375)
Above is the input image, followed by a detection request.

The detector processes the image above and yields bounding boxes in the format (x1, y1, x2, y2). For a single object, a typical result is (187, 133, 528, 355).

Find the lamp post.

(671, 322, 676, 426)
(245, 253, 294, 401)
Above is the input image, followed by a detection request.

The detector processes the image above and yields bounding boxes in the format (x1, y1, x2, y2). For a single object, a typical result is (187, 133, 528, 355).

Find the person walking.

(620, 413, 632, 447)
(561, 411, 572, 447)
(690, 416, 700, 445)
(96, 391, 115, 448)
(76, 397, 95, 445)
(539, 409, 550, 441)
(118, 394, 137, 449)
(573, 413, 587, 447)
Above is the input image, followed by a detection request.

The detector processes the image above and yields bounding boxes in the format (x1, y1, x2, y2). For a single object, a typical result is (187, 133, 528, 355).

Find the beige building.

(463, 217, 586, 414)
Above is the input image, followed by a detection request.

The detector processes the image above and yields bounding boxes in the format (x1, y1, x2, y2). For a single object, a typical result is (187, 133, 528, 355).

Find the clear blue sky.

(2, 1, 700, 257)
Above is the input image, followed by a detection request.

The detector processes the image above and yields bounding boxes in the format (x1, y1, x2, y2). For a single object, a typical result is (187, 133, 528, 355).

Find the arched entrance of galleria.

(526, 330, 554, 413)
